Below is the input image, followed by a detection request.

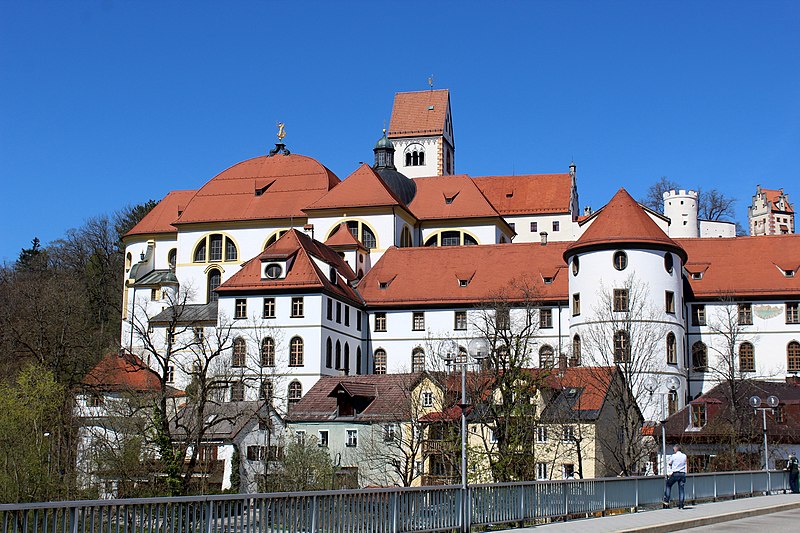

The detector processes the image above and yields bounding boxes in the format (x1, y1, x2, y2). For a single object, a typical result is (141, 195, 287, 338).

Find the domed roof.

(374, 132, 394, 150)
(375, 167, 417, 206)
(175, 154, 340, 224)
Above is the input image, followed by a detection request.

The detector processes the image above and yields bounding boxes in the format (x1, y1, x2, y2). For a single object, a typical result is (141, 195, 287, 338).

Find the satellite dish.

(749, 396, 762, 409)
(767, 395, 780, 408)
(666, 376, 681, 391)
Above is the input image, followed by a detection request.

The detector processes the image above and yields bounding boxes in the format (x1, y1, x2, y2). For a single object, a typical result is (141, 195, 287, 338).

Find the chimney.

(540, 231, 548, 245)
(584, 206, 593, 217)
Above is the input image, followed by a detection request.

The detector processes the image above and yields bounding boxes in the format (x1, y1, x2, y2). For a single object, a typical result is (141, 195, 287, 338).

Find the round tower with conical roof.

(564, 189, 688, 423)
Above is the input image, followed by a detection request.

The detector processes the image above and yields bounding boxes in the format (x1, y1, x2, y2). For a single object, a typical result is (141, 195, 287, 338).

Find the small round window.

(265, 263, 282, 279)
(572, 256, 579, 276)
(664, 253, 674, 274)
(613, 251, 628, 271)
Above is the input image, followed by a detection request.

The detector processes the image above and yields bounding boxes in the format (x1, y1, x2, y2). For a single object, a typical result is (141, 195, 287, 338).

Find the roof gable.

(304, 164, 406, 210)
(409, 175, 501, 220)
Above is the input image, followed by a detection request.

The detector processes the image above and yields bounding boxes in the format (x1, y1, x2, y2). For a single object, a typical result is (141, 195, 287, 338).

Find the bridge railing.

(0, 470, 787, 533)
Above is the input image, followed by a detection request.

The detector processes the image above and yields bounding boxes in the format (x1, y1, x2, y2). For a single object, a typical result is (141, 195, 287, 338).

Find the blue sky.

(1, 1, 798, 263)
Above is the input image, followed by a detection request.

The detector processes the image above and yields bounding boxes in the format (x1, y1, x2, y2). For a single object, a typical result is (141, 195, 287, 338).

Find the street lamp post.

(643, 376, 681, 477)
(441, 338, 490, 533)
(749, 395, 779, 471)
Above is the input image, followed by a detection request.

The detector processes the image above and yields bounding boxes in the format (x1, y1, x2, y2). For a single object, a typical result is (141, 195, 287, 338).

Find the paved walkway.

(497, 493, 800, 533)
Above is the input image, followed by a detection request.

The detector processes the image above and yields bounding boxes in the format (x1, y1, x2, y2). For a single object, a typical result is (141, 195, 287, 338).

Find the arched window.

(666, 333, 677, 365)
(404, 144, 425, 167)
(325, 338, 332, 368)
(288, 381, 302, 404)
(613, 331, 630, 362)
(539, 345, 555, 368)
(424, 231, 479, 247)
(195, 234, 238, 263)
(613, 251, 628, 271)
(264, 230, 288, 249)
(739, 342, 755, 372)
(405, 152, 412, 166)
(419, 151, 425, 166)
(207, 269, 221, 303)
(374, 349, 387, 375)
(463, 234, 478, 246)
(168, 248, 177, 270)
(334, 220, 378, 250)
(788, 341, 800, 372)
(289, 337, 304, 367)
(664, 253, 674, 274)
(125, 252, 132, 270)
(399, 226, 413, 248)
(194, 240, 207, 262)
(692, 342, 708, 372)
(335, 340, 342, 370)
(344, 344, 350, 375)
(232, 338, 246, 367)
(261, 337, 275, 367)
(571, 335, 581, 366)
(356, 347, 362, 375)
(411, 348, 425, 372)
(441, 231, 460, 247)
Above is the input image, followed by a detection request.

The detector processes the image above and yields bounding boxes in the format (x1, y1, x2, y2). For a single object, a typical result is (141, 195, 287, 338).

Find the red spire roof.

(325, 223, 367, 250)
(565, 188, 687, 262)
(304, 164, 407, 210)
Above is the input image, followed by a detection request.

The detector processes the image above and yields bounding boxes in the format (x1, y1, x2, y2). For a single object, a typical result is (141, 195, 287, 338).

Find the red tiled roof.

(565, 188, 687, 262)
(174, 154, 339, 225)
(678, 235, 800, 298)
(540, 366, 616, 412)
(325, 223, 367, 250)
(216, 229, 362, 305)
(286, 373, 427, 422)
(359, 243, 569, 306)
(304, 164, 406, 210)
(388, 90, 450, 138)
(473, 174, 572, 215)
(764, 188, 794, 214)
(409, 174, 502, 221)
(125, 190, 196, 238)
(82, 353, 162, 393)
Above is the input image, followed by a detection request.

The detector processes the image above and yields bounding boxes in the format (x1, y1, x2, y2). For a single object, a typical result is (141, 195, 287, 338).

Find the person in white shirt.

(663, 444, 687, 509)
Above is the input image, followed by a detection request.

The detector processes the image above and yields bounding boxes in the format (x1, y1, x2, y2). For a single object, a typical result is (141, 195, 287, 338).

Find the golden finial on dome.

(277, 122, 286, 142)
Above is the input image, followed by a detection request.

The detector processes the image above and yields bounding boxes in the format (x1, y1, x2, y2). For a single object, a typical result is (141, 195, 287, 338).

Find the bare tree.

(581, 276, 660, 475)
(640, 177, 680, 212)
(641, 178, 737, 222)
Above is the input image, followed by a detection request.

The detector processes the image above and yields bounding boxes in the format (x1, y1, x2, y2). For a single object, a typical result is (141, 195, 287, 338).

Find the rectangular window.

(536, 462, 548, 480)
(530, 222, 538, 233)
(691, 404, 707, 427)
(209, 235, 223, 262)
(319, 430, 329, 447)
(193, 327, 205, 343)
(166, 365, 175, 384)
(383, 423, 398, 442)
(246, 445, 266, 461)
(356, 310, 362, 331)
(344, 305, 350, 327)
(327, 298, 333, 320)
(787, 302, 800, 324)
(346, 429, 358, 447)
(496, 308, 510, 330)
(263, 298, 276, 319)
(665, 291, 675, 314)
(336, 302, 342, 323)
(539, 309, 553, 329)
(230, 381, 245, 402)
(692, 304, 706, 326)
(294, 430, 306, 445)
(422, 390, 433, 407)
(613, 289, 629, 312)
(536, 426, 548, 443)
(774, 405, 786, 424)
(291, 297, 304, 318)
(562, 425, 575, 441)
(412, 312, 425, 331)
(738, 303, 753, 325)
(454, 311, 467, 330)
(151, 288, 161, 301)
(552, 221, 560, 232)
(235, 298, 247, 319)
(572, 293, 581, 316)
(563, 464, 575, 479)
(375, 312, 387, 332)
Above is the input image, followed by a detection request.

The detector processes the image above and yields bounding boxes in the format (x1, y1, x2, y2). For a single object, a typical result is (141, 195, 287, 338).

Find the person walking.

(787, 453, 799, 494)
(663, 444, 687, 509)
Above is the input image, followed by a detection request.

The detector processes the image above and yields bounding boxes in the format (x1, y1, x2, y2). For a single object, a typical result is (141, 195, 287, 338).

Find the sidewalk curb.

(618, 501, 800, 533)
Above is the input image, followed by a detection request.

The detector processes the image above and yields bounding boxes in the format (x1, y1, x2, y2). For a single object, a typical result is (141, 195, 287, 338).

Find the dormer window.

(543, 277, 554, 284)
(691, 403, 707, 428)
(264, 263, 283, 279)
(691, 272, 703, 280)
(379, 282, 389, 289)
(445, 194, 457, 204)
(459, 279, 469, 287)
(785, 270, 795, 278)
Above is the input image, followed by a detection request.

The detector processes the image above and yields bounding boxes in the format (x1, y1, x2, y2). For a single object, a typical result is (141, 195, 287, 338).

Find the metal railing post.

(390, 491, 398, 533)
(602, 480, 607, 515)
(205, 500, 214, 533)
(634, 478, 639, 511)
(311, 496, 318, 533)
